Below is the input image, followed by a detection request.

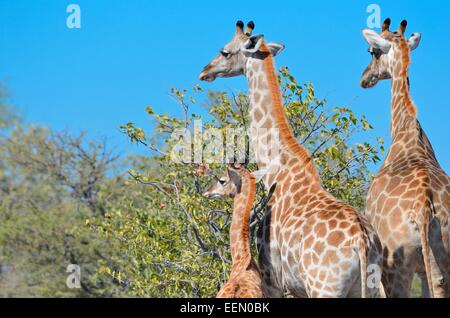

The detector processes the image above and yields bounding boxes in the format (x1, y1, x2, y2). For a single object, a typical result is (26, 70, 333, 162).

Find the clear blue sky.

(1, 1, 450, 172)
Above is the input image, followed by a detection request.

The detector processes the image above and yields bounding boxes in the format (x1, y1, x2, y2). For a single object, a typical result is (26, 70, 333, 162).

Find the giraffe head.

(360, 18, 422, 88)
(203, 164, 245, 199)
(199, 20, 285, 82)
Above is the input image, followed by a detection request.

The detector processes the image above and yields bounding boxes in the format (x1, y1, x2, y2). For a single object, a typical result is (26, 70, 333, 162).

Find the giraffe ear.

(408, 33, 422, 51)
(227, 168, 242, 194)
(267, 42, 285, 57)
(241, 34, 264, 54)
(362, 29, 391, 54)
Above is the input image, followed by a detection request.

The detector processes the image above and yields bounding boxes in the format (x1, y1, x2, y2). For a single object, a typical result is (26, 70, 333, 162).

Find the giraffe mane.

(396, 37, 417, 118)
(259, 41, 321, 181)
(234, 170, 256, 269)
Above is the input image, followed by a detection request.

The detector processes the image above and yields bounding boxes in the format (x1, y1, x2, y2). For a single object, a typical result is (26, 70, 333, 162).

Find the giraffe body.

(257, 167, 383, 298)
(203, 166, 264, 298)
(361, 19, 450, 297)
(200, 21, 385, 298)
(366, 123, 450, 297)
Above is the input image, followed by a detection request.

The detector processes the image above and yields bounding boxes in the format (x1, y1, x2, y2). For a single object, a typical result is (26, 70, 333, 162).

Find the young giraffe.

(203, 165, 264, 298)
(200, 21, 385, 298)
(361, 18, 450, 298)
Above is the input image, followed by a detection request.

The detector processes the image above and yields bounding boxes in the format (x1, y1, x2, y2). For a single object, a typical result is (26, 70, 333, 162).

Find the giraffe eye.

(221, 50, 231, 59)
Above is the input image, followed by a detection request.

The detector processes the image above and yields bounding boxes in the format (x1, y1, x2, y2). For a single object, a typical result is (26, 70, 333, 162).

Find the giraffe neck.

(389, 41, 417, 138)
(385, 41, 438, 165)
(229, 172, 255, 271)
(245, 42, 320, 189)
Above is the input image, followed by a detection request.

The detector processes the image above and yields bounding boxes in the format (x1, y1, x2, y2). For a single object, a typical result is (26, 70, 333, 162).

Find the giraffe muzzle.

(199, 72, 215, 82)
(199, 64, 216, 82)
(202, 192, 222, 199)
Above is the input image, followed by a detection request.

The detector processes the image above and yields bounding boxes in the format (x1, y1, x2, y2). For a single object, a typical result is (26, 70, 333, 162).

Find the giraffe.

(360, 18, 450, 298)
(203, 164, 264, 298)
(199, 20, 385, 298)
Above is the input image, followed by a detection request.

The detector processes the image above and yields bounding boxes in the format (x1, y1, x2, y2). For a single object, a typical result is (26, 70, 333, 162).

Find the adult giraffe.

(199, 20, 384, 298)
(360, 18, 450, 298)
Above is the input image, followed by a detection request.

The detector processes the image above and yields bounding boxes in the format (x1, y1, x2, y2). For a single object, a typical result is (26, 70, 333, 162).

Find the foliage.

(96, 67, 384, 297)
(0, 125, 124, 297)
(0, 83, 19, 131)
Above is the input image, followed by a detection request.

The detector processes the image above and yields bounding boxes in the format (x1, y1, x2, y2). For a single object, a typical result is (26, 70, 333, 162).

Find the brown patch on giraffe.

(391, 184, 408, 197)
(310, 267, 319, 278)
(319, 270, 327, 281)
(253, 108, 264, 122)
(376, 192, 387, 207)
(335, 211, 347, 220)
(392, 228, 405, 241)
(383, 197, 399, 211)
(282, 230, 292, 243)
(303, 253, 312, 269)
(323, 250, 339, 266)
(389, 208, 403, 229)
(399, 199, 413, 210)
(285, 217, 296, 229)
(339, 221, 350, 229)
(316, 202, 326, 210)
(253, 91, 261, 103)
(311, 252, 319, 265)
(386, 178, 402, 193)
(329, 219, 338, 230)
(348, 225, 360, 237)
(307, 201, 321, 211)
(314, 222, 327, 238)
(318, 211, 335, 221)
(313, 241, 326, 255)
(304, 234, 317, 250)
(289, 227, 303, 246)
(290, 182, 303, 192)
(377, 218, 390, 239)
(371, 176, 387, 194)
(276, 170, 288, 181)
(260, 117, 274, 129)
(328, 231, 345, 246)
(409, 179, 420, 189)
(293, 192, 304, 203)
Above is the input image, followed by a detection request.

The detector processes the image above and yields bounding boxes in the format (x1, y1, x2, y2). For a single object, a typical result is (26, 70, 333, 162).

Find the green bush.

(95, 68, 384, 297)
